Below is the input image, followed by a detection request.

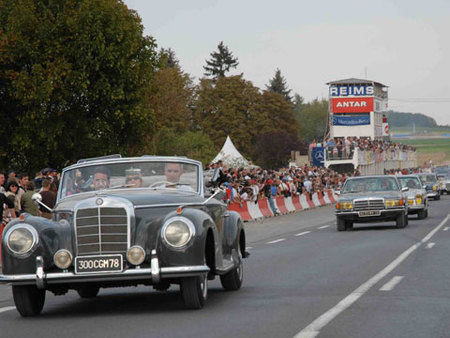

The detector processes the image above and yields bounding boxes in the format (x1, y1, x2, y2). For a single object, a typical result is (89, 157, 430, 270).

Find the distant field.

(399, 138, 450, 166)
(390, 126, 450, 134)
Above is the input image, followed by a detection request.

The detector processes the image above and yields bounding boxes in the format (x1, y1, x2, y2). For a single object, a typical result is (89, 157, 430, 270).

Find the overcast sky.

(125, 0, 450, 125)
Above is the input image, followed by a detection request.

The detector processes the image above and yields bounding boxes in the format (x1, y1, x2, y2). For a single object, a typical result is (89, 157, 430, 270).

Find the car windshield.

(419, 174, 437, 184)
(342, 177, 399, 193)
(59, 160, 199, 198)
(398, 177, 421, 189)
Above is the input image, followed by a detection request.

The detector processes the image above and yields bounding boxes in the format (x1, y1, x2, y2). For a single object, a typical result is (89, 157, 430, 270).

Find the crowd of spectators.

(0, 168, 60, 222)
(309, 137, 416, 160)
(206, 160, 357, 214)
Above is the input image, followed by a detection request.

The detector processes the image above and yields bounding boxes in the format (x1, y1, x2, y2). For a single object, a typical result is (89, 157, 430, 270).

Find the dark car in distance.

(0, 155, 247, 316)
(335, 175, 409, 231)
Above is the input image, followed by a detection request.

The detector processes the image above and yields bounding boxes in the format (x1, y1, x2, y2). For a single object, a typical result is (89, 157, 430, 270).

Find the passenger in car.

(93, 167, 110, 190)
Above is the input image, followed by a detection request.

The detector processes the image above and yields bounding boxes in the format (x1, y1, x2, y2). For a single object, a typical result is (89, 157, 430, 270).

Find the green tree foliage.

(145, 66, 194, 135)
(385, 110, 438, 128)
(294, 97, 328, 143)
(266, 69, 292, 103)
(203, 41, 239, 79)
(153, 129, 216, 165)
(253, 132, 300, 169)
(158, 48, 179, 69)
(194, 75, 300, 167)
(0, 0, 158, 172)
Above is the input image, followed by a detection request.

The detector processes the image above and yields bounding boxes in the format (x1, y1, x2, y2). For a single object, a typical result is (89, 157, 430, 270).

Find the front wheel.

(180, 274, 207, 309)
(337, 218, 346, 231)
(418, 209, 427, 220)
(220, 252, 243, 291)
(396, 213, 406, 228)
(435, 194, 441, 200)
(12, 285, 45, 317)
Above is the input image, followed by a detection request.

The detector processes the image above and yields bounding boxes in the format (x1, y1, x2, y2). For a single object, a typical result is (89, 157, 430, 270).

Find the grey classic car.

(335, 175, 409, 231)
(0, 155, 247, 316)
(417, 173, 441, 200)
(397, 175, 428, 219)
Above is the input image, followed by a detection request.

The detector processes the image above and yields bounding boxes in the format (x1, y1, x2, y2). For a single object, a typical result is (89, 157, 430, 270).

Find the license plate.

(75, 254, 123, 274)
(358, 210, 381, 217)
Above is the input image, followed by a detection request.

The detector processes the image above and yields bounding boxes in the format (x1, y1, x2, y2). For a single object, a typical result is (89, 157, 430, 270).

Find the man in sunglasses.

(125, 168, 143, 188)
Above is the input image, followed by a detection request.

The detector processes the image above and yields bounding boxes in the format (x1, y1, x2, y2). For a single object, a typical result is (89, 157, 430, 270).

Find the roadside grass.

(399, 138, 450, 166)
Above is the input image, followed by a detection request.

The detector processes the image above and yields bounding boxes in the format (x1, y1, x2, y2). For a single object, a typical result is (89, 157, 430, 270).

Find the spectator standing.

(304, 176, 313, 197)
(0, 173, 5, 193)
(0, 191, 16, 222)
(39, 178, 56, 219)
(20, 181, 39, 216)
(4, 181, 19, 218)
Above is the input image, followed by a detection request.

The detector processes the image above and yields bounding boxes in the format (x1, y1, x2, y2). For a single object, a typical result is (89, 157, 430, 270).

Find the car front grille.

(353, 199, 385, 211)
(75, 207, 129, 256)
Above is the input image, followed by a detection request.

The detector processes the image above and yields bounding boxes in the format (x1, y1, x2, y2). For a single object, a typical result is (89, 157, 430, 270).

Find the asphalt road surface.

(1, 196, 450, 338)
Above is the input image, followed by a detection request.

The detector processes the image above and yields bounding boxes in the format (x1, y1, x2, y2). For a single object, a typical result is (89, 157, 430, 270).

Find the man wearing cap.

(263, 179, 278, 215)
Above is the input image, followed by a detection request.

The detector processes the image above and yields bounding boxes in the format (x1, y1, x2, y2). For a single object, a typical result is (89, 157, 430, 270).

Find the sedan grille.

(75, 207, 129, 256)
(353, 199, 385, 211)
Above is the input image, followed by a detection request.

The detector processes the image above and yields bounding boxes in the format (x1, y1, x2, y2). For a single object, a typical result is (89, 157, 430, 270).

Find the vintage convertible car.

(0, 155, 247, 316)
(397, 175, 428, 219)
(417, 173, 440, 200)
(335, 175, 409, 231)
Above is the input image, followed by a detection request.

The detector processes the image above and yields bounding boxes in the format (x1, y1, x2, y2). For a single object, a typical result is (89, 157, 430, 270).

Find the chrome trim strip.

(36, 256, 45, 289)
(0, 265, 210, 285)
(135, 203, 204, 209)
(151, 250, 160, 284)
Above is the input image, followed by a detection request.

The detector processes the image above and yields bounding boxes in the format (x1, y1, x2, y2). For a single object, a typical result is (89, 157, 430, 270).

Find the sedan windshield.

(419, 174, 437, 184)
(59, 161, 199, 198)
(398, 177, 421, 189)
(343, 177, 399, 193)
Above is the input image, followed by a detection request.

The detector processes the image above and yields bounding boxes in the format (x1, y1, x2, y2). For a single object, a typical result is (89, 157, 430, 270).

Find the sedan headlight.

(385, 199, 402, 208)
(416, 194, 423, 204)
(341, 201, 353, 210)
(6, 224, 38, 256)
(162, 217, 195, 249)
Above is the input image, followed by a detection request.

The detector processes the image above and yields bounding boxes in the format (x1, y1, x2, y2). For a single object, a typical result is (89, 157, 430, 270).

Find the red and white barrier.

(228, 190, 337, 221)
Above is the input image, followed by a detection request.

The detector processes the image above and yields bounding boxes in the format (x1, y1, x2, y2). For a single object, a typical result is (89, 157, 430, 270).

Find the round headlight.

(54, 249, 73, 269)
(6, 225, 38, 256)
(162, 217, 195, 248)
(127, 246, 145, 265)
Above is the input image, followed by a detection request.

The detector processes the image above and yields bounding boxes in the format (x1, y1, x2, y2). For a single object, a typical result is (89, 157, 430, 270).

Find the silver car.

(397, 175, 428, 219)
(335, 175, 409, 231)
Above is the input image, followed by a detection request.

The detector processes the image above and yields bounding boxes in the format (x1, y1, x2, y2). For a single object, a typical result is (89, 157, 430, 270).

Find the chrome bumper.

(0, 252, 209, 288)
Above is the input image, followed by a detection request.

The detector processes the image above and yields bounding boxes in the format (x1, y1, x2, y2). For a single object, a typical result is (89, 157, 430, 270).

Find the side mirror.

(32, 193, 53, 212)
(401, 187, 409, 192)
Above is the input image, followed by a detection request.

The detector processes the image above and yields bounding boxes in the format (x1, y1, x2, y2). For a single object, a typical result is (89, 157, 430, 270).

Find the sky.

(124, 0, 450, 125)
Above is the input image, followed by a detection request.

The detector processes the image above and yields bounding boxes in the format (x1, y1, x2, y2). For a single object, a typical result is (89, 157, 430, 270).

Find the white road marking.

(294, 214, 450, 338)
(443, 227, 449, 231)
(379, 276, 404, 291)
(0, 306, 15, 314)
(295, 231, 311, 237)
(318, 225, 330, 229)
(426, 242, 436, 249)
(267, 239, 285, 244)
(246, 247, 253, 250)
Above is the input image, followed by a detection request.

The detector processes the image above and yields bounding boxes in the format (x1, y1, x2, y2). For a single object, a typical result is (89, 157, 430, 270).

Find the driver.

(154, 163, 194, 191)
(93, 167, 110, 190)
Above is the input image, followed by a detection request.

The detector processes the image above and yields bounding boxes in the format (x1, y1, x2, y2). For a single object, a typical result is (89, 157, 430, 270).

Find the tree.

(266, 69, 292, 103)
(194, 75, 260, 158)
(294, 98, 328, 143)
(203, 41, 239, 79)
(153, 129, 216, 165)
(158, 48, 179, 69)
(0, 0, 158, 173)
(253, 132, 300, 169)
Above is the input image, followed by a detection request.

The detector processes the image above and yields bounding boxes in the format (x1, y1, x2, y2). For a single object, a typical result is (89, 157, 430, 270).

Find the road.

(1, 197, 450, 337)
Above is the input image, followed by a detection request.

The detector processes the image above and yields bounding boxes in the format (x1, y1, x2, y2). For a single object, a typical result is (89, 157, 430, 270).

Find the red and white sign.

(382, 122, 389, 136)
(332, 97, 374, 113)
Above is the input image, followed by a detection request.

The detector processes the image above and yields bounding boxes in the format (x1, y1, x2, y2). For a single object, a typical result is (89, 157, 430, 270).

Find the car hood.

(403, 189, 425, 198)
(55, 189, 204, 211)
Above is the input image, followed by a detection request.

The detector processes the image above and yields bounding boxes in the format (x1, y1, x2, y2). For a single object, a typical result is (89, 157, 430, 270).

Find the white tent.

(212, 136, 250, 168)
